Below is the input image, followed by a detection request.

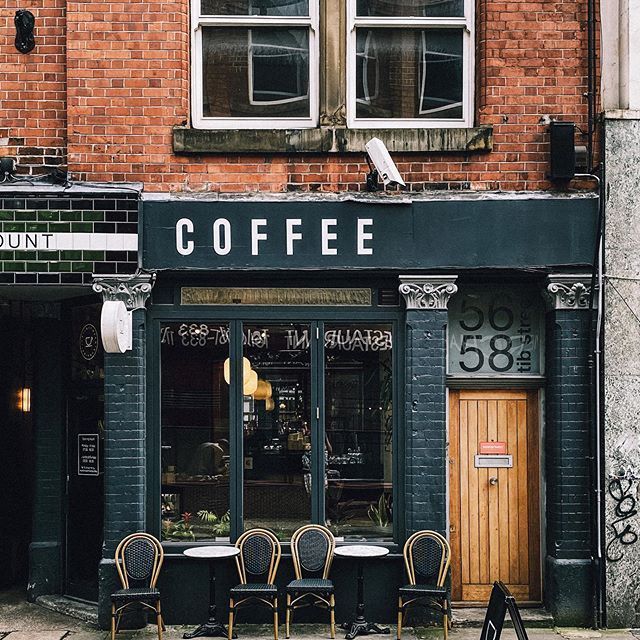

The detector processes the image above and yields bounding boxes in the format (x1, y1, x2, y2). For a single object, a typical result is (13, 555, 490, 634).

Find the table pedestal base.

(183, 620, 236, 639)
(341, 620, 390, 640)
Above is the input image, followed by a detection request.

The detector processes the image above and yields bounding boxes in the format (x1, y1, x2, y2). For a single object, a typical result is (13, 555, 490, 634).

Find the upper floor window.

(192, 0, 474, 129)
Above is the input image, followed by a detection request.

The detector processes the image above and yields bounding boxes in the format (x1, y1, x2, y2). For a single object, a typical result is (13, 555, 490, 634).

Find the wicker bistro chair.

(228, 528, 282, 640)
(397, 531, 451, 640)
(111, 532, 165, 640)
(285, 524, 336, 639)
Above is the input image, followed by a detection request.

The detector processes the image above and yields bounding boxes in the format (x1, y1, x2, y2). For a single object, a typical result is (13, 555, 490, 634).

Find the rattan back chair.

(397, 530, 451, 640)
(286, 524, 336, 639)
(229, 528, 282, 640)
(111, 532, 164, 640)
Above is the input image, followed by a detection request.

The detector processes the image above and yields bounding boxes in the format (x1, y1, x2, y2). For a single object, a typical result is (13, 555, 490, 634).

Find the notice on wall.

(448, 287, 543, 376)
(78, 434, 100, 476)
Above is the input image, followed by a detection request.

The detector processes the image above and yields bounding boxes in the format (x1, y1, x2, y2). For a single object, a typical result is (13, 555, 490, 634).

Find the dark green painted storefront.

(17, 192, 600, 628)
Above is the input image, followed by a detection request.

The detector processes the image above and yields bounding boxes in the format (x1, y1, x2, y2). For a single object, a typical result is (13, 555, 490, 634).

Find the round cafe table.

(183, 545, 240, 639)
(333, 544, 390, 640)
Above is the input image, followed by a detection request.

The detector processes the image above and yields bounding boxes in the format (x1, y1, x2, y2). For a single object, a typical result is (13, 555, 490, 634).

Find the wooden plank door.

(449, 389, 541, 603)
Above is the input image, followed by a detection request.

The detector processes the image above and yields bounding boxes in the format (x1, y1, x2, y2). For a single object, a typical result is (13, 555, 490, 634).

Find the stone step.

(452, 607, 554, 628)
(36, 595, 99, 626)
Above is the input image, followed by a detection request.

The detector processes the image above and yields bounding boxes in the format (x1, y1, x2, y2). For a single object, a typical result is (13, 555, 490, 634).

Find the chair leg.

(443, 613, 448, 640)
(274, 597, 279, 640)
(156, 601, 163, 640)
(329, 593, 335, 639)
(111, 603, 116, 640)
(286, 594, 291, 639)
(228, 600, 235, 640)
(396, 598, 403, 640)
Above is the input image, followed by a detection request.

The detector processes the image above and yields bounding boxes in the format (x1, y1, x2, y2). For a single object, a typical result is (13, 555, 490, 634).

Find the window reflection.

(160, 323, 231, 541)
(243, 324, 312, 539)
(324, 324, 393, 540)
(355, 28, 462, 120)
(201, 0, 309, 16)
(202, 27, 310, 118)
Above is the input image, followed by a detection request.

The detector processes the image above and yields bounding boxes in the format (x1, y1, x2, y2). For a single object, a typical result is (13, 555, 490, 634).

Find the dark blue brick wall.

(544, 309, 593, 624)
(103, 308, 147, 554)
(404, 309, 447, 536)
(545, 310, 592, 558)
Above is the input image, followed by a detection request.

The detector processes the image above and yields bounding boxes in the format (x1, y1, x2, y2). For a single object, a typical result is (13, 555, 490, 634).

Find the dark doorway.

(0, 311, 34, 590)
(65, 304, 104, 602)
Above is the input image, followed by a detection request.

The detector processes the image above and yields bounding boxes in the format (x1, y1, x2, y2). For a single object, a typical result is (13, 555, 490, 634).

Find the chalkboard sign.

(480, 582, 529, 640)
(78, 434, 100, 476)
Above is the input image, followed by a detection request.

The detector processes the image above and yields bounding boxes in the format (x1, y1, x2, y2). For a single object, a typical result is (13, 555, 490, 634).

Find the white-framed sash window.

(347, 0, 474, 128)
(191, 0, 473, 130)
(192, 0, 319, 129)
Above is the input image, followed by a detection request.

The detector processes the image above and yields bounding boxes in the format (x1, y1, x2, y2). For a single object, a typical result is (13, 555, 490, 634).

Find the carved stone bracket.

(398, 275, 458, 310)
(544, 273, 592, 310)
(92, 271, 156, 311)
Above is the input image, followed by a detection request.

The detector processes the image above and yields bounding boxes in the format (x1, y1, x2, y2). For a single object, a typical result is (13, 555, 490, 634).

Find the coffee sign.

(448, 287, 542, 376)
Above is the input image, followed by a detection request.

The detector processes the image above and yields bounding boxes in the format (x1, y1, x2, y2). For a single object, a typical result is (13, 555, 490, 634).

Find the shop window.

(242, 324, 312, 536)
(159, 320, 394, 541)
(324, 324, 393, 539)
(160, 322, 231, 541)
(192, 0, 473, 129)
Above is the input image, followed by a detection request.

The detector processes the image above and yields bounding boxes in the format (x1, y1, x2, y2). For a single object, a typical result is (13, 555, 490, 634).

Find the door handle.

(489, 476, 498, 486)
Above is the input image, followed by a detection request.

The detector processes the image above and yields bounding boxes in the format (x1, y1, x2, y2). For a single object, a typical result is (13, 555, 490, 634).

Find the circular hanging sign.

(101, 300, 132, 353)
(79, 323, 99, 361)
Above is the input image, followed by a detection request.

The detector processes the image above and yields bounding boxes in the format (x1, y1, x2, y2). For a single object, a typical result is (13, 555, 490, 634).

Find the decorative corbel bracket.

(398, 275, 459, 310)
(544, 273, 592, 310)
(92, 271, 155, 311)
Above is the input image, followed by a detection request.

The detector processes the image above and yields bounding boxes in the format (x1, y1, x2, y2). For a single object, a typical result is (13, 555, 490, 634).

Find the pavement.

(0, 590, 638, 640)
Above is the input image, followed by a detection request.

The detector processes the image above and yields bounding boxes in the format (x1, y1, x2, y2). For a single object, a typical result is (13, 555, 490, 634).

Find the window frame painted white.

(346, 0, 474, 129)
(191, 3, 319, 129)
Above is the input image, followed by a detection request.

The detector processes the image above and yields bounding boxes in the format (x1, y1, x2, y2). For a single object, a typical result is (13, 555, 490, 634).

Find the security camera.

(365, 137, 406, 191)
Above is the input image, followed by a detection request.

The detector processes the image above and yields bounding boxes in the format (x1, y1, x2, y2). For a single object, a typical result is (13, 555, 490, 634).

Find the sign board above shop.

(141, 197, 598, 271)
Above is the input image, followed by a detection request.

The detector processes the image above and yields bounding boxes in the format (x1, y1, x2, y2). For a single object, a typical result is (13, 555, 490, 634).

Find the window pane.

(356, 0, 464, 18)
(243, 324, 312, 539)
(201, 0, 309, 16)
(202, 27, 310, 118)
(324, 324, 393, 541)
(160, 323, 230, 541)
(355, 28, 462, 120)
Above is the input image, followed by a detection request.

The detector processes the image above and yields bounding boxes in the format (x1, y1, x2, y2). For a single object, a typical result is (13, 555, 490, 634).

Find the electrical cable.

(607, 279, 640, 329)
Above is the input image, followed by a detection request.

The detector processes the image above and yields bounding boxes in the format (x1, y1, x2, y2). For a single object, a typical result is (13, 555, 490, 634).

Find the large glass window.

(243, 324, 312, 537)
(159, 320, 395, 541)
(324, 324, 393, 540)
(160, 323, 231, 541)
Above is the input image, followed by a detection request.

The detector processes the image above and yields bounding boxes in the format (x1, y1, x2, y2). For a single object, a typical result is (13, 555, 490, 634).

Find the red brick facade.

(1, 0, 597, 192)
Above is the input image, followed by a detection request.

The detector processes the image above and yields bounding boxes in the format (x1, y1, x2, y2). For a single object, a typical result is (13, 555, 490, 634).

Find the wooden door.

(449, 389, 541, 603)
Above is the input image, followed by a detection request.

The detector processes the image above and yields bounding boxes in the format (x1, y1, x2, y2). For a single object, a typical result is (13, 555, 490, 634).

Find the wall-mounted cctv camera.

(365, 137, 406, 191)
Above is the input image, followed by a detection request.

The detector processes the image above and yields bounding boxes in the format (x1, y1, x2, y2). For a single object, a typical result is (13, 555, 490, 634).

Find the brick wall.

(0, 0, 66, 175)
(544, 309, 593, 624)
(404, 309, 448, 536)
(0, 191, 138, 284)
(1, 0, 597, 192)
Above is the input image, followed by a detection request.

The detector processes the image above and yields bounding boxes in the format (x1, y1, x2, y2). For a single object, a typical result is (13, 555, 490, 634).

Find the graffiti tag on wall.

(606, 477, 639, 562)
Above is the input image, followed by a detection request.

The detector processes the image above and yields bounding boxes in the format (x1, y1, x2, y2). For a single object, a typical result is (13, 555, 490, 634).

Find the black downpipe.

(585, 0, 604, 627)
(587, 0, 596, 172)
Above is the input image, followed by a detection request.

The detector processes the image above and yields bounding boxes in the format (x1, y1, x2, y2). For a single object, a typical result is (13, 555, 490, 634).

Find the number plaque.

(448, 287, 542, 376)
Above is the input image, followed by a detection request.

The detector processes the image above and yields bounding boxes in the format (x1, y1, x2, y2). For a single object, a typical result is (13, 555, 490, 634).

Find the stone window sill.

(172, 126, 493, 154)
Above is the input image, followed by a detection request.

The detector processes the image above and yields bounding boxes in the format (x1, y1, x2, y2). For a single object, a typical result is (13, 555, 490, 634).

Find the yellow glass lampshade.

(253, 379, 272, 400)
(223, 357, 253, 385)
